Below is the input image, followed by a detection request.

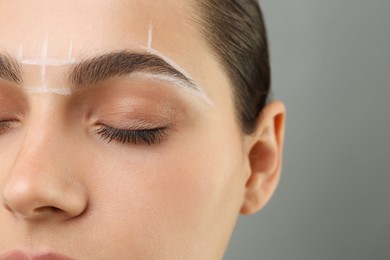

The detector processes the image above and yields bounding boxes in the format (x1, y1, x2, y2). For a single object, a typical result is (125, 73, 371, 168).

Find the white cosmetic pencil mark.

(144, 48, 193, 84)
(22, 40, 76, 66)
(16, 46, 24, 60)
(68, 40, 73, 60)
(21, 58, 77, 66)
(132, 72, 191, 89)
(130, 71, 213, 104)
(19, 36, 76, 95)
(144, 21, 213, 106)
(143, 46, 214, 106)
(147, 22, 153, 50)
(144, 23, 192, 82)
(40, 34, 49, 87)
(25, 87, 72, 96)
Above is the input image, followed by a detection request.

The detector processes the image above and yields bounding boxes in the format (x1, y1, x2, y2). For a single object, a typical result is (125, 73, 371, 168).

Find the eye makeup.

(80, 80, 181, 147)
(92, 113, 172, 147)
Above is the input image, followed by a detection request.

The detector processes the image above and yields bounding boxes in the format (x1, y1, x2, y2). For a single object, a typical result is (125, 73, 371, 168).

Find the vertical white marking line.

(147, 22, 153, 50)
(67, 40, 73, 60)
(144, 21, 195, 85)
(143, 22, 214, 106)
(40, 35, 49, 87)
(18, 36, 75, 96)
(17, 46, 24, 60)
(140, 47, 214, 107)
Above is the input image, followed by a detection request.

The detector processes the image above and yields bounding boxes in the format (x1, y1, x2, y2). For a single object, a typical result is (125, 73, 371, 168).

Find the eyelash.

(96, 125, 167, 145)
(0, 120, 168, 145)
(0, 120, 12, 134)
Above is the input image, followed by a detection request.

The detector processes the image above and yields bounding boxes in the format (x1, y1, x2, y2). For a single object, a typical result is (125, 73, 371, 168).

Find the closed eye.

(0, 119, 16, 135)
(96, 125, 167, 145)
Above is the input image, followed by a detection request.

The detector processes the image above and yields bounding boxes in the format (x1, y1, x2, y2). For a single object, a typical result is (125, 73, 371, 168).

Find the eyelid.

(0, 120, 10, 128)
(0, 119, 18, 134)
(93, 116, 172, 133)
(0, 114, 21, 124)
(90, 108, 178, 135)
(96, 125, 168, 145)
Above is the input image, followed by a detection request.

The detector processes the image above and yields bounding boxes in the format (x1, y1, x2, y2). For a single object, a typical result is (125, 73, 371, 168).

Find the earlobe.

(240, 101, 286, 215)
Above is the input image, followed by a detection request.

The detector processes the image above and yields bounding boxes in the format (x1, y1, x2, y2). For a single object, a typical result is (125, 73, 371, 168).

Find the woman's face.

(0, 0, 284, 259)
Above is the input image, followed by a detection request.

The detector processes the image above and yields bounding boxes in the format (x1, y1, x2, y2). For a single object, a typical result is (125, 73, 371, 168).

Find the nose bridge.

(16, 101, 66, 172)
(20, 34, 75, 96)
(2, 107, 87, 220)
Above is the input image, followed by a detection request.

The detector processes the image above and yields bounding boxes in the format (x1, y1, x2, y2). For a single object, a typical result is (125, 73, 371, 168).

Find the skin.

(0, 0, 286, 259)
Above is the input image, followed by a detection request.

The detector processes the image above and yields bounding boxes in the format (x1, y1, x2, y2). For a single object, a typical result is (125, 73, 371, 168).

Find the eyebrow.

(0, 50, 212, 105)
(68, 50, 198, 91)
(0, 54, 22, 84)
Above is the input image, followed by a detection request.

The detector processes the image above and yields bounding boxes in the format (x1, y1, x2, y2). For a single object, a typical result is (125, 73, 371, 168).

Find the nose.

(2, 173, 87, 221)
(1, 126, 88, 221)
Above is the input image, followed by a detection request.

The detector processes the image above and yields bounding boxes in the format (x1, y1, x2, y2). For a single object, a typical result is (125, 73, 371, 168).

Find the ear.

(240, 101, 286, 215)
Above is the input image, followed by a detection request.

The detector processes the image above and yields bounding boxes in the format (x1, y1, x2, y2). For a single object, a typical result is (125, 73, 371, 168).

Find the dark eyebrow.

(0, 54, 22, 84)
(68, 50, 197, 90)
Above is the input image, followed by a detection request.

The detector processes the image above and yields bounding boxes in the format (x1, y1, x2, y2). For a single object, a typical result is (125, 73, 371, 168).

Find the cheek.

(83, 121, 246, 254)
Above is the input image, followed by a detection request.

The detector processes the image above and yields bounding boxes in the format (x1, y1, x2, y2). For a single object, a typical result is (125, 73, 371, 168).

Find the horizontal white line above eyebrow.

(25, 86, 72, 95)
(21, 58, 77, 66)
(21, 71, 213, 105)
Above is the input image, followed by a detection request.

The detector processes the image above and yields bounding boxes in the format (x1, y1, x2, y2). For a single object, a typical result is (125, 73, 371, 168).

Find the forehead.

(0, 0, 231, 109)
(0, 0, 193, 53)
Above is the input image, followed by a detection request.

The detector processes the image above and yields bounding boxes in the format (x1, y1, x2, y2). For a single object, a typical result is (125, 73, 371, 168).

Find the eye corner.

(0, 118, 21, 135)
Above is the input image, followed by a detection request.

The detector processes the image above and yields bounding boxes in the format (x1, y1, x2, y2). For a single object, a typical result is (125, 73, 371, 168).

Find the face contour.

(0, 0, 285, 259)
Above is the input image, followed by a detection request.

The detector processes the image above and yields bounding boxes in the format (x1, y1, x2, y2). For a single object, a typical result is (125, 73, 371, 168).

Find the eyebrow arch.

(68, 50, 198, 91)
(0, 54, 22, 84)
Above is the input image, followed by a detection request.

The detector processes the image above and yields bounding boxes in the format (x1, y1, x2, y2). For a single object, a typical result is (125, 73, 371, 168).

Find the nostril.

(2, 176, 88, 220)
(34, 206, 62, 214)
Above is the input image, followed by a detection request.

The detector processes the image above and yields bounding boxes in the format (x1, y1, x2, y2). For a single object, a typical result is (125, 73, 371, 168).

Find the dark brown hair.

(194, 0, 270, 134)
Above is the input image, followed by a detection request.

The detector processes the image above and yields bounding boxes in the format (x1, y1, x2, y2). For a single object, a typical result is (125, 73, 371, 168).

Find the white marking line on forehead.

(40, 35, 48, 86)
(67, 41, 73, 60)
(19, 35, 75, 95)
(17, 46, 24, 60)
(147, 22, 153, 50)
(145, 22, 214, 106)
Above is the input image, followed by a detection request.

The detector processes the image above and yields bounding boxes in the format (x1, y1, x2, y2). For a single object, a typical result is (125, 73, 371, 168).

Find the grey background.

(225, 1, 390, 259)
